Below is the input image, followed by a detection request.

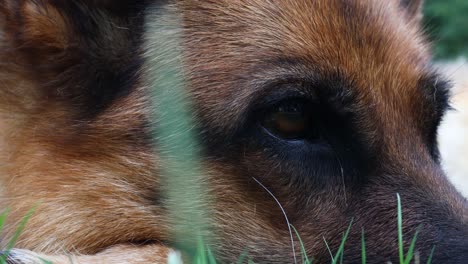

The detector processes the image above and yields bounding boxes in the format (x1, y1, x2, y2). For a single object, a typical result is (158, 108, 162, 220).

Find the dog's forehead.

(177, 0, 432, 130)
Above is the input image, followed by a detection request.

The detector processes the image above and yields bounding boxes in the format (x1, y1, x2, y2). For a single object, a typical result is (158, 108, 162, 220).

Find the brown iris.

(262, 100, 311, 140)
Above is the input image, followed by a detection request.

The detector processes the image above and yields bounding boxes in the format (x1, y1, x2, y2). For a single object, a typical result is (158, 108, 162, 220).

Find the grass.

(166, 193, 435, 264)
(292, 225, 313, 264)
(397, 193, 424, 264)
(0, 195, 438, 264)
(361, 228, 366, 264)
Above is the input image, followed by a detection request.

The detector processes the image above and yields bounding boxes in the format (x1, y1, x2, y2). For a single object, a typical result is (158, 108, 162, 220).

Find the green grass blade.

(195, 236, 207, 264)
(332, 219, 353, 264)
(0, 210, 8, 264)
(0, 206, 36, 263)
(146, 10, 213, 258)
(426, 246, 436, 264)
(397, 193, 404, 264)
(0, 209, 9, 233)
(0, 209, 9, 263)
(291, 225, 311, 264)
(404, 225, 421, 264)
(207, 247, 217, 264)
(6, 205, 37, 252)
(361, 228, 366, 264)
(39, 258, 53, 264)
(236, 249, 250, 264)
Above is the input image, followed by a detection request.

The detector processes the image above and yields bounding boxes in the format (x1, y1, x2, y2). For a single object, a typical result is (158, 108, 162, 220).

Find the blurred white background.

(424, 1, 468, 197)
(438, 59, 468, 197)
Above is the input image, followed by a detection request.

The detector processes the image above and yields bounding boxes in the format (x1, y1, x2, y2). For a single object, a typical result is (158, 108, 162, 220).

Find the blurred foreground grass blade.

(6, 207, 36, 258)
(0, 210, 8, 233)
(236, 249, 250, 264)
(39, 257, 53, 264)
(0, 209, 8, 264)
(0, 206, 36, 263)
(206, 247, 217, 264)
(145, 6, 213, 261)
(6, 206, 36, 251)
(195, 237, 207, 264)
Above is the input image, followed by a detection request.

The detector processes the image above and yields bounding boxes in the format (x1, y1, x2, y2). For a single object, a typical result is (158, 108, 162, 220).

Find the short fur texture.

(0, 0, 466, 263)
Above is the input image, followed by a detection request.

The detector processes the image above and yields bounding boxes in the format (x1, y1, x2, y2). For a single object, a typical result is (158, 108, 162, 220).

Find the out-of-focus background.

(424, 0, 468, 197)
(424, 0, 468, 59)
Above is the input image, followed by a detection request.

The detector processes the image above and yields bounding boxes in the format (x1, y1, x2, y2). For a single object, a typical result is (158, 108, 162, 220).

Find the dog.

(0, 0, 467, 263)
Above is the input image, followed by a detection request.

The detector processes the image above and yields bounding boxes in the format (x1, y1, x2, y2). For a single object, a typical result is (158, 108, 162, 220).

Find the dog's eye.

(262, 100, 312, 140)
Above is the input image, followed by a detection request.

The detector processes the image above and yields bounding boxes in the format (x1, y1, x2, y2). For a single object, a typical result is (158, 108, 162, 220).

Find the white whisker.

(252, 177, 297, 264)
(330, 147, 347, 205)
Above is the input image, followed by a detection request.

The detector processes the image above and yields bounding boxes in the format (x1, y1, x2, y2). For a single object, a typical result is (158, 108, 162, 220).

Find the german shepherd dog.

(0, 0, 467, 263)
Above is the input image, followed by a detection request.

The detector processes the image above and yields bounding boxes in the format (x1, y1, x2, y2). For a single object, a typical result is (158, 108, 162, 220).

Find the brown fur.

(0, 0, 466, 263)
